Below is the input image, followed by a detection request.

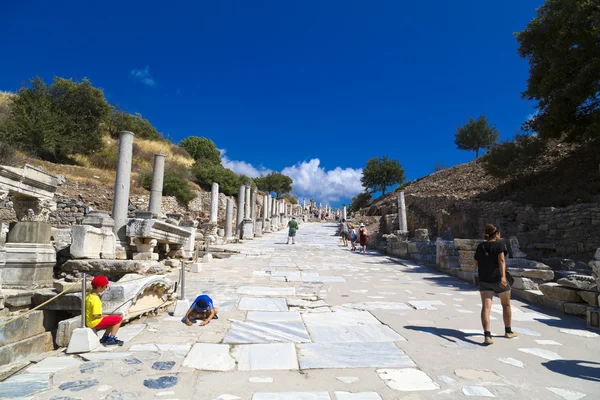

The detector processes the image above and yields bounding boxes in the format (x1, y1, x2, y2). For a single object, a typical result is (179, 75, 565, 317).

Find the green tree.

(107, 109, 162, 140)
(138, 165, 196, 205)
(454, 115, 499, 158)
(348, 192, 372, 213)
(516, 0, 600, 141)
(191, 160, 244, 196)
(179, 136, 221, 164)
(2, 76, 110, 161)
(254, 172, 293, 198)
(281, 193, 298, 204)
(360, 156, 405, 195)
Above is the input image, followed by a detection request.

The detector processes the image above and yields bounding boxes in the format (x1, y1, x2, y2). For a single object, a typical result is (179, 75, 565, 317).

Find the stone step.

(0, 310, 46, 347)
(0, 332, 53, 365)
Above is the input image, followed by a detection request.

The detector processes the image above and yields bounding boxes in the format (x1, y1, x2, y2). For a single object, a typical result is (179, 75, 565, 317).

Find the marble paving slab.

(407, 300, 446, 310)
(334, 392, 383, 400)
(307, 324, 406, 343)
(302, 311, 381, 326)
(233, 343, 298, 371)
(239, 297, 288, 311)
(377, 368, 440, 391)
(182, 344, 235, 371)
(342, 302, 412, 311)
(224, 321, 311, 344)
(301, 276, 346, 283)
(462, 386, 495, 397)
(247, 311, 303, 322)
(238, 287, 296, 296)
(0, 373, 50, 398)
(253, 393, 331, 400)
(547, 387, 587, 400)
(298, 342, 416, 369)
(518, 348, 563, 361)
(80, 352, 132, 361)
(25, 356, 81, 374)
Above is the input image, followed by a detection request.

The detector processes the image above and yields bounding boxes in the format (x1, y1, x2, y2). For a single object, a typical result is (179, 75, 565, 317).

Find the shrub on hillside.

(348, 192, 372, 213)
(138, 163, 196, 205)
(179, 136, 221, 164)
(192, 160, 244, 196)
(0, 142, 21, 166)
(107, 110, 162, 141)
(483, 134, 545, 179)
(280, 193, 298, 204)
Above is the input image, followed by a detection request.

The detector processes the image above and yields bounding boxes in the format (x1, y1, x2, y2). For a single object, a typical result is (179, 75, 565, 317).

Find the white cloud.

(282, 159, 363, 205)
(220, 149, 272, 178)
(217, 151, 363, 204)
(129, 66, 156, 87)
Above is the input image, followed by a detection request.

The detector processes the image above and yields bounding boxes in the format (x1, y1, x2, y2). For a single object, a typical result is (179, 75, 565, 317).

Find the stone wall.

(402, 195, 600, 261)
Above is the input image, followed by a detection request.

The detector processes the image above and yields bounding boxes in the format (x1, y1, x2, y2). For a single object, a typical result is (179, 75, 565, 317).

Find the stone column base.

(242, 220, 254, 240)
(3, 243, 55, 289)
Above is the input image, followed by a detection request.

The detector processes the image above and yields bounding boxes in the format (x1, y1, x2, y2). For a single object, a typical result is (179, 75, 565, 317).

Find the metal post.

(180, 261, 185, 300)
(81, 272, 87, 328)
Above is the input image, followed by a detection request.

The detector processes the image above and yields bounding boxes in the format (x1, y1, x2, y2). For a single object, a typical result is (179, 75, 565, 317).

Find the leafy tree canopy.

(454, 115, 499, 158)
(107, 109, 162, 141)
(361, 156, 405, 195)
(191, 160, 245, 196)
(280, 193, 298, 204)
(254, 172, 293, 198)
(516, 0, 600, 141)
(348, 192, 372, 213)
(179, 136, 221, 164)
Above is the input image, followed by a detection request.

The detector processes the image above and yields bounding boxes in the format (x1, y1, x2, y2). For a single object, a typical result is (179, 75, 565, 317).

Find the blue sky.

(0, 1, 543, 206)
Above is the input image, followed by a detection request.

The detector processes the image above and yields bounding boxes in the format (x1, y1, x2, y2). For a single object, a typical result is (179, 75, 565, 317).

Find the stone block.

(0, 332, 53, 365)
(587, 307, 600, 330)
(458, 250, 476, 272)
(190, 262, 202, 273)
(242, 220, 254, 240)
(51, 227, 72, 251)
(126, 218, 192, 246)
(0, 310, 45, 347)
(56, 316, 81, 347)
(54, 279, 90, 294)
(0, 360, 29, 381)
(564, 302, 588, 316)
(172, 299, 190, 317)
(33, 290, 82, 311)
(454, 239, 484, 251)
(414, 229, 429, 241)
(61, 259, 165, 276)
(511, 277, 543, 291)
(65, 327, 99, 354)
(539, 283, 583, 302)
(70, 225, 116, 259)
(81, 210, 114, 229)
(511, 289, 565, 313)
(4, 291, 34, 308)
(2, 243, 55, 289)
(507, 236, 526, 258)
(507, 267, 554, 281)
(6, 222, 51, 244)
(578, 291, 600, 307)
(557, 275, 597, 292)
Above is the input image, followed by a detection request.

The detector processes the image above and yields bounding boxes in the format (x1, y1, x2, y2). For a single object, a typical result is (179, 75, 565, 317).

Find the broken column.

(397, 190, 408, 233)
(342, 204, 347, 220)
(210, 182, 219, 225)
(225, 197, 234, 240)
(236, 184, 245, 238)
(263, 194, 271, 233)
(112, 131, 135, 258)
(148, 153, 166, 218)
(252, 187, 262, 236)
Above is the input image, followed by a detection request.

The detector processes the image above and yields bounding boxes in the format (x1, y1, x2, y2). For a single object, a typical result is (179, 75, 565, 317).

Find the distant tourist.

(474, 224, 517, 345)
(443, 226, 454, 241)
(349, 224, 358, 251)
(287, 216, 299, 244)
(86, 276, 124, 346)
(184, 294, 219, 326)
(340, 219, 349, 246)
(359, 223, 369, 253)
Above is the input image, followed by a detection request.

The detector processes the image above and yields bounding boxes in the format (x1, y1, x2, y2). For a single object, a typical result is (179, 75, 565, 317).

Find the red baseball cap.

(91, 276, 109, 288)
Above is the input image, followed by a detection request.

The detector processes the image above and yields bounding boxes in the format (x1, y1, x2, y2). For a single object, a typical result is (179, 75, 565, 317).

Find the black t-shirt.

(474, 241, 507, 283)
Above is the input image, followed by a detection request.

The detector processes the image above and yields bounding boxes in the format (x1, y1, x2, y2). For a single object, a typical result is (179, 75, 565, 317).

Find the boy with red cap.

(86, 276, 124, 346)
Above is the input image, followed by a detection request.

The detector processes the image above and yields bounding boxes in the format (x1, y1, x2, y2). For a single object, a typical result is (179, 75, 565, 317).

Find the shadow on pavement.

(404, 325, 485, 347)
(542, 360, 600, 382)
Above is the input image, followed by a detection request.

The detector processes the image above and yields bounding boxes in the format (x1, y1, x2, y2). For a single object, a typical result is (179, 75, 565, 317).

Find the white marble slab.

(342, 302, 412, 311)
(25, 356, 81, 374)
(535, 340, 562, 346)
(183, 344, 235, 371)
(462, 386, 495, 397)
(334, 392, 382, 400)
(559, 329, 599, 338)
(80, 352, 132, 361)
(302, 311, 380, 326)
(249, 377, 274, 383)
(307, 324, 406, 343)
(513, 327, 540, 336)
(298, 342, 416, 369)
(253, 392, 331, 400)
(239, 297, 288, 311)
(336, 377, 359, 384)
(96, 323, 146, 342)
(237, 287, 296, 296)
(436, 375, 455, 384)
(302, 276, 346, 283)
(377, 368, 440, 391)
(0, 373, 50, 398)
(157, 344, 192, 357)
(233, 343, 298, 371)
(247, 312, 302, 322)
(129, 344, 159, 352)
(498, 357, 524, 368)
(407, 300, 446, 310)
(518, 348, 563, 361)
(224, 321, 311, 344)
(546, 387, 587, 400)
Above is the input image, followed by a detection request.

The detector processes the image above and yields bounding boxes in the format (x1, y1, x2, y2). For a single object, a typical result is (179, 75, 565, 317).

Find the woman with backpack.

(474, 224, 517, 345)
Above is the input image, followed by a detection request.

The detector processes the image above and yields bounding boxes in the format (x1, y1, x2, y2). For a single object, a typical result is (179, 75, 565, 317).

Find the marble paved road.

(10, 223, 600, 400)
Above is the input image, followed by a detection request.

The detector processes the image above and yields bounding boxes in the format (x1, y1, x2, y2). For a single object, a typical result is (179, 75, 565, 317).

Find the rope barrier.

(0, 272, 176, 329)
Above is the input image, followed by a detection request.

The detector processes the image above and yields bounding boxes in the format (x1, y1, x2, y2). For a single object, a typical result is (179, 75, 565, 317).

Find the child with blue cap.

(183, 294, 219, 326)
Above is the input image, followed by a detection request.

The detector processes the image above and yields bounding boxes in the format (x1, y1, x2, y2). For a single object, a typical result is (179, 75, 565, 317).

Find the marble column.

(271, 197, 278, 230)
(262, 194, 269, 232)
(398, 190, 408, 232)
(236, 185, 245, 238)
(112, 131, 135, 255)
(342, 204, 347, 220)
(244, 185, 251, 219)
(210, 182, 219, 224)
(242, 185, 254, 239)
(225, 197, 234, 239)
(251, 188, 257, 222)
(148, 153, 166, 218)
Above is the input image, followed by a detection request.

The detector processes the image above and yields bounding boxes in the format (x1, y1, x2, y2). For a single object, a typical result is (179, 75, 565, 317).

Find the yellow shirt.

(85, 292, 103, 328)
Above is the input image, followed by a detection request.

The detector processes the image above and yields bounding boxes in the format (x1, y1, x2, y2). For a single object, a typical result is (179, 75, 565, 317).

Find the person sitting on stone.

(86, 275, 124, 346)
(184, 294, 219, 326)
